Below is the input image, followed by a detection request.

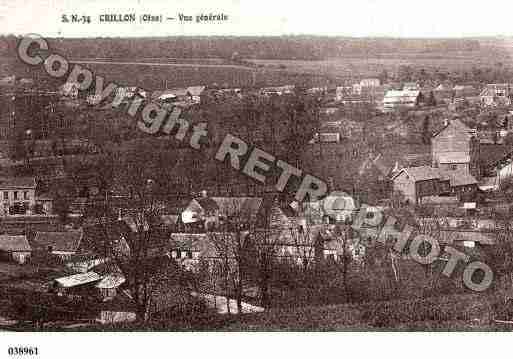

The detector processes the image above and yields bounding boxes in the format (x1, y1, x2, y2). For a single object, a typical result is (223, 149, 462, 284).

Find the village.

(2, 48, 513, 330)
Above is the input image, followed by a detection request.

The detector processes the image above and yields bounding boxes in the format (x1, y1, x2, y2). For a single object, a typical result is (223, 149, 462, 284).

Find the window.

(450, 164, 457, 170)
(23, 191, 29, 200)
(3, 192, 7, 200)
(13, 191, 18, 200)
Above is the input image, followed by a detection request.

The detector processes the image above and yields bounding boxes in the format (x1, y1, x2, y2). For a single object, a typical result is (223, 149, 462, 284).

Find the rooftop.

(0, 235, 31, 252)
(32, 231, 83, 253)
(440, 169, 478, 187)
(393, 166, 440, 182)
(54, 271, 102, 288)
(0, 177, 36, 189)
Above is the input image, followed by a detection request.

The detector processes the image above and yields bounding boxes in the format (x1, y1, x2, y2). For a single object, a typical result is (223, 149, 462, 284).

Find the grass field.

(68, 46, 513, 90)
(221, 293, 497, 331)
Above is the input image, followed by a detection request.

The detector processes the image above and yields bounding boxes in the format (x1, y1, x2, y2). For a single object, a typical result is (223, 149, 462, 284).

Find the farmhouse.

(431, 119, 480, 179)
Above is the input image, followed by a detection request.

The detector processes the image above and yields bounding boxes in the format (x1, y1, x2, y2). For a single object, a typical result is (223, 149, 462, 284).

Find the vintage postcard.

(0, 0, 512, 357)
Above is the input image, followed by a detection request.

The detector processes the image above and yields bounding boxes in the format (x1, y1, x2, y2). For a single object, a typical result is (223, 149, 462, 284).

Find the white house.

(0, 177, 37, 216)
(383, 90, 421, 111)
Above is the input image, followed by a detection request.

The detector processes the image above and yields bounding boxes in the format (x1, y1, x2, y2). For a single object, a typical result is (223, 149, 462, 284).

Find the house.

(96, 273, 126, 301)
(34, 193, 53, 215)
(403, 82, 420, 91)
(115, 86, 145, 101)
(392, 166, 442, 205)
(453, 85, 478, 98)
(335, 86, 352, 101)
(154, 88, 187, 104)
(383, 90, 421, 111)
(59, 82, 80, 99)
(480, 84, 512, 107)
(352, 78, 381, 95)
(440, 168, 478, 198)
(431, 119, 481, 179)
(32, 231, 83, 260)
(437, 230, 496, 249)
(181, 195, 263, 231)
(433, 83, 455, 101)
(297, 194, 358, 224)
(360, 78, 381, 88)
(50, 271, 102, 296)
(186, 86, 206, 103)
(253, 201, 338, 265)
(0, 235, 31, 264)
(0, 177, 37, 216)
(312, 132, 341, 143)
(0, 75, 16, 86)
(261, 85, 295, 96)
(173, 200, 337, 269)
(322, 229, 365, 263)
(392, 163, 478, 204)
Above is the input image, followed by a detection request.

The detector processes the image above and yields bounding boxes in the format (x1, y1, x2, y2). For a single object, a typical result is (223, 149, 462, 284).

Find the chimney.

(443, 118, 449, 127)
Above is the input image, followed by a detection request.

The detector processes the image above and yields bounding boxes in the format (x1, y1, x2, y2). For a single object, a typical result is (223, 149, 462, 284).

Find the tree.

(378, 69, 389, 85)
(330, 223, 353, 300)
(427, 91, 437, 107)
(422, 115, 431, 145)
(90, 139, 188, 322)
(504, 133, 513, 148)
(249, 197, 286, 308)
(498, 176, 513, 203)
(53, 189, 72, 223)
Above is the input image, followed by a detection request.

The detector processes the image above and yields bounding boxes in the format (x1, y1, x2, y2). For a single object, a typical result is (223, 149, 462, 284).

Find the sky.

(1, 0, 513, 38)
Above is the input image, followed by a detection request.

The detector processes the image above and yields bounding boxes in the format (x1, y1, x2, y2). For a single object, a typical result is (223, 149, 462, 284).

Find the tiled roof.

(440, 169, 478, 187)
(0, 235, 31, 252)
(54, 272, 101, 288)
(32, 231, 83, 252)
(0, 177, 36, 189)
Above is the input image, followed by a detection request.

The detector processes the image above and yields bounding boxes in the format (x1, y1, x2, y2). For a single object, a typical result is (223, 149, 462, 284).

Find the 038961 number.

(7, 347, 38, 356)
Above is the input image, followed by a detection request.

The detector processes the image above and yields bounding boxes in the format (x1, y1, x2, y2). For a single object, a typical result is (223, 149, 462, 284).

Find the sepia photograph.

(1, 0, 513, 357)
